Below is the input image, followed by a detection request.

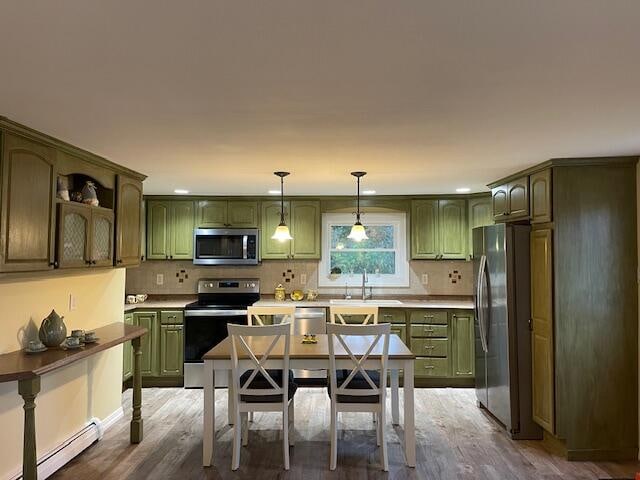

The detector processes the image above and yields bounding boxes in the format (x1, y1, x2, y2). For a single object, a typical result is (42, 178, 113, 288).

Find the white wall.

(0, 269, 125, 479)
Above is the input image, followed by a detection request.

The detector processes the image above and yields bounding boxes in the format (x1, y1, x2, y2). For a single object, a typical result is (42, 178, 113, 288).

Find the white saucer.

(25, 346, 48, 354)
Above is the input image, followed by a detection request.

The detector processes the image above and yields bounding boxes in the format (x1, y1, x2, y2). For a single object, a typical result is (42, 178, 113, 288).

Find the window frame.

(318, 212, 409, 288)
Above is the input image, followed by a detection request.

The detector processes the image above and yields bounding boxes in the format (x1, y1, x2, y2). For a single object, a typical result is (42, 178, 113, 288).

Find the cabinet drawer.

(389, 324, 407, 344)
(409, 310, 448, 324)
(160, 310, 184, 325)
(380, 309, 406, 324)
(415, 357, 450, 377)
(411, 338, 448, 357)
(411, 324, 448, 338)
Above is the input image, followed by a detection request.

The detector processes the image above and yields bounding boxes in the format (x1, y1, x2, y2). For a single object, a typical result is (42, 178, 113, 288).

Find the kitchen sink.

(329, 299, 402, 306)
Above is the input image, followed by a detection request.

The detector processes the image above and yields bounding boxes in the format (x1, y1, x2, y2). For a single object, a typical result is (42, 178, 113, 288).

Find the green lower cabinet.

(415, 357, 450, 377)
(452, 312, 475, 377)
(123, 313, 134, 381)
(390, 324, 406, 344)
(133, 311, 159, 376)
(160, 324, 184, 376)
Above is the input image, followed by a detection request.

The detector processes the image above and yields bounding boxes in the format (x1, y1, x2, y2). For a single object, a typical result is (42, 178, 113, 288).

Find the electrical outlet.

(421, 274, 429, 285)
(69, 294, 77, 311)
(156, 274, 164, 286)
(300, 273, 307, 285)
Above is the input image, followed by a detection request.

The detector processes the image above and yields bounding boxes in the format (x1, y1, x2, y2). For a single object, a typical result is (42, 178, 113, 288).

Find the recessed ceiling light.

(455, 187, 471, 193)
(174, 189, 190, 194)
(268, 190, 281, 195)
(362, 190, 376, 195)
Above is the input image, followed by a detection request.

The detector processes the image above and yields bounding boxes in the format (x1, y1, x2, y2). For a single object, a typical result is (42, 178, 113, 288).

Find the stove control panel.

(197, 278, 260, 294)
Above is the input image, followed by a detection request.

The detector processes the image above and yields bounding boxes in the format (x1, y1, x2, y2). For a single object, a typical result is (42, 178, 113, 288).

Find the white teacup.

(66, 336, 81, 347)
(136, 294, 147, 303)
(126, 295, 138, 304)
(28, 340, 45, 351)
(84, 331, 96, 341)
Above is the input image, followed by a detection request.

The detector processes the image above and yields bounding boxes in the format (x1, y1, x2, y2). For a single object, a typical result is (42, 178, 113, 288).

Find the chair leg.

(242, 412, 249, 447)
(376, 412, 381, 446)
(330, 404, 338, 470)
(288, 399, 295, 447)
(372, 412, 376, 423)
(379, 406, 388, 471)
(232, 409, 242, 470)
(283, 405, 290, 470)
(249, 411, 254, 423)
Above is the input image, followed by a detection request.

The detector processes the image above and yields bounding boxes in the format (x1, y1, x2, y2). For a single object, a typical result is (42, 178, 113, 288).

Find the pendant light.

(348, 171, 368, 242)
(271, 171, 293, 242)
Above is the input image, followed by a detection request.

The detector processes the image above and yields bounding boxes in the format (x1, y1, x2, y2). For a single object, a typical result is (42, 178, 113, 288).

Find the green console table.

(0, 322, 147, 480)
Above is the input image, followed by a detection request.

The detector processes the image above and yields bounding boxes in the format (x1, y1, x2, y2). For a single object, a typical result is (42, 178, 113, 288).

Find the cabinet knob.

(49, 261, 59, 268)
(117, 259, 123, 264)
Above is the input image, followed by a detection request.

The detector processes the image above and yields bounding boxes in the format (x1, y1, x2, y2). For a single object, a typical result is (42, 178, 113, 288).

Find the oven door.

(193, 228, 259, 265)
(183, 309, 247, 388)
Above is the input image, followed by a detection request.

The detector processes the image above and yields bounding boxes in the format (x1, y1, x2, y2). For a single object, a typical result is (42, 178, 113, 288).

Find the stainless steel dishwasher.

(276, 307, 327, 384)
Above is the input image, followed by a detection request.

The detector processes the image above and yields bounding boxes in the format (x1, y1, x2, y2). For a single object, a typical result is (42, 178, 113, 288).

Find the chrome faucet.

(361, 269, 372, 300)
(344, 282, 352, 299)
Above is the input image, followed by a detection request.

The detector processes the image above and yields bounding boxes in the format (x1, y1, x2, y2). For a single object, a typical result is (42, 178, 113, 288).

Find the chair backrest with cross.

(247, 305, 296, 332)
(329, 305, 379, 325)
(326, 322, 390, 403)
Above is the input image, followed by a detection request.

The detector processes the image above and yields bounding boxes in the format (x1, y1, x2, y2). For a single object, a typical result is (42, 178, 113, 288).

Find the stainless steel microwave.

(193, 228, 260, 265)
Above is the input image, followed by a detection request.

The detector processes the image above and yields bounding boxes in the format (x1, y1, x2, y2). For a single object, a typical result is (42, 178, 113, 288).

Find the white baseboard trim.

(8, 406, 125, 480)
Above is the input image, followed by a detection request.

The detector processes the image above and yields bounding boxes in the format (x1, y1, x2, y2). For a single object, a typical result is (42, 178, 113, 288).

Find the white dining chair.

(329, 305, 379, 325)
(327, 322, 391, 471)
(227, 322, 297, 470)
(247, 305, 296, 331)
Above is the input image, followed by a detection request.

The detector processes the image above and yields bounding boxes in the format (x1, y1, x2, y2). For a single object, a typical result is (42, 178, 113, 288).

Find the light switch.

(300, 273, 307, 285)
(156, 274, 164, 285)
(69, 294, 77, 311)
(421, 274, 429, 285)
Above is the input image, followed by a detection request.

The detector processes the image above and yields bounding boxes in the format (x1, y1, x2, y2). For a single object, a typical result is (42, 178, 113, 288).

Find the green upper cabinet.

(170, 201, 195, 259)
(290, 201, 321, 259)
(0, 131, 57, 272)
(261, 200, 320, 259)
(438, 199, 466, 259)
(467, 196, 493, 258)
(115, 174, 144, 267)
(451, 311, 475, 377)
(147, 201, 170, 259)
(411, 200, 439, 259)
(261, 200, 291, 259)
(411, 199, 467, 259)
(147, 200, 194, 259)
(196, 200, 258, 228)
(530, 169, 552, 224)
(227, 201, 259, 227)
(491, 176, 529, 222)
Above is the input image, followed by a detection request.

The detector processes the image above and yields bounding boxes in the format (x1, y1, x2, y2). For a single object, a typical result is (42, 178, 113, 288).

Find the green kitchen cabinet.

(467, 196, 493, 257)
(530, 169, 552, 224)
(451, 311, 474, 377)
(133, 311, 159, 376)
(123, 313, 134, 381)
(196, 200, 258, 228)
(147, 200, 194, 259)
(261, 200, 320, 259)
(438, 199, 466, 259)
(491, 176, 529, 222)
(412, 199, 467, 259)
(411, 200, 439, 259)
(261, 200, 291, 259)
(160, 324, 184, 376)
(290, 201, 321, 259)
(170, 201, 195, 259)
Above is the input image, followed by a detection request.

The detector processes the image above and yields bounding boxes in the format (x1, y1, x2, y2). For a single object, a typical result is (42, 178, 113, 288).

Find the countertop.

(124, 295, 197, 312)
(125, 294, 474, 311)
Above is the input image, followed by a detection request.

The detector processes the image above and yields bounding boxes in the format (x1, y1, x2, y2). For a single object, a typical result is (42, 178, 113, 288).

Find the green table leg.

(130, 337, 143, 443)
(19, 376, 41, 480)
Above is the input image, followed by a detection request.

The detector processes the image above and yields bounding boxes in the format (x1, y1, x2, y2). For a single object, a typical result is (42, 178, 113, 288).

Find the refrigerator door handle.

(477, 254, 489, 353)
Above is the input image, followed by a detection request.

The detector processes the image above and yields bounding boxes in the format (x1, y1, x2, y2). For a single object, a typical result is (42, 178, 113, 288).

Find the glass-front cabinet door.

(91, 209, 115, 266)
(57, 203, 91, 268)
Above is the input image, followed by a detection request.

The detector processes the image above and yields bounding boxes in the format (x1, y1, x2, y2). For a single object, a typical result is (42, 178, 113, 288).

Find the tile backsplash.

(125, 259, 473, 296)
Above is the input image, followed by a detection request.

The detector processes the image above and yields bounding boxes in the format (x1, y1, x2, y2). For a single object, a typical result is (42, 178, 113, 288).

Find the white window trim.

(318, 212, 409, 288)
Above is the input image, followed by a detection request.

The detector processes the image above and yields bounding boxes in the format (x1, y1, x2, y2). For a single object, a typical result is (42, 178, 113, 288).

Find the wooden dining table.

(201, 334, 417, 468)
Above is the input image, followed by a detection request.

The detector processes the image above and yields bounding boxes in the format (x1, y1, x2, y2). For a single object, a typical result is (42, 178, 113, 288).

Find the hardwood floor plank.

(52, 387, 640, 480)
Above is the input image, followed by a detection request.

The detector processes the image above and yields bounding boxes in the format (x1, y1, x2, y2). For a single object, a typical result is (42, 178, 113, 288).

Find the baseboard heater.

(9, 408, 123, 480)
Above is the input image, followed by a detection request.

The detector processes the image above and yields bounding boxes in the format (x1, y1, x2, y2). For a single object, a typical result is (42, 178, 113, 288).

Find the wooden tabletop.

(0, 323, 147, 383)
(203, 334, 415, 360)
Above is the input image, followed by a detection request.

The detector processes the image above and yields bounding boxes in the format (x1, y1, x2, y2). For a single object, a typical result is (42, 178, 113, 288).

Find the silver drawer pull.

(423, 315, 434, 319)
(424, 346, 435, 350)
(424, 365, 435, 370)
(383, 314, 393, 318)
(424, 328, 435, 333)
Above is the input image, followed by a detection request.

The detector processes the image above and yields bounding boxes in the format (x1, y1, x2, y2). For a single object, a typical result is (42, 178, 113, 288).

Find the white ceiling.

(1, 1, 639, 195)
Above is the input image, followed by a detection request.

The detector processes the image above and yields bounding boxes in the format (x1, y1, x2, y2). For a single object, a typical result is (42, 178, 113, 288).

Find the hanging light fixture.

(271, 171, 293, 241)
(348, 171, 368, 242)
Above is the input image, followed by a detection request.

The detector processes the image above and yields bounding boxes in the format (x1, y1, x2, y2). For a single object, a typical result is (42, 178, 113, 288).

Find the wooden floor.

(52, 387, 640, 480)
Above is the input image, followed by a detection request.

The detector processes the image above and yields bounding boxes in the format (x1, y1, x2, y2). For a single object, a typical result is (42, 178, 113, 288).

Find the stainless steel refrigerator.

(473, 223, 541, 440)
